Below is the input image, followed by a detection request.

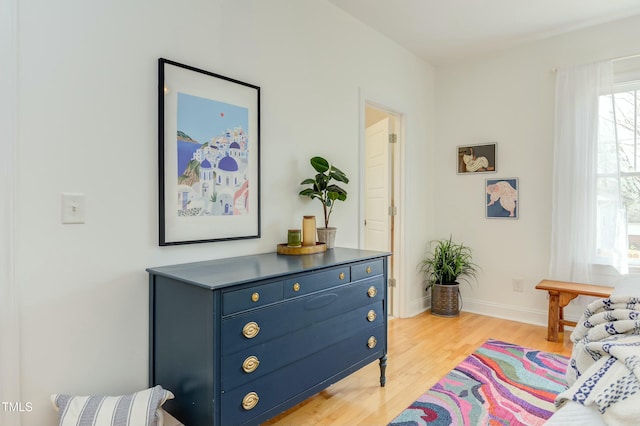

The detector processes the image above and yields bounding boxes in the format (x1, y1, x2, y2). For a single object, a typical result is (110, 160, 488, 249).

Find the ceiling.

(327, 0, 640, 65)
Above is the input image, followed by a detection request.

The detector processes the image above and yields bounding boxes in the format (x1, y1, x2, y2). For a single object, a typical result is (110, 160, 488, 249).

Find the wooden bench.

(535, 279, 614, 342)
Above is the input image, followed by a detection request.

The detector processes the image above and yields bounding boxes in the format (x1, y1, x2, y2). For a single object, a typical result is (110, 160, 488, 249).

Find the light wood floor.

(263, 311, 573, 426)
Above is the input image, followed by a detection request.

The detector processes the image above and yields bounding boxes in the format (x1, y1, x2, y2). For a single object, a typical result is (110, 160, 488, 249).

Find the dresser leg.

(379, 355, 387, 387)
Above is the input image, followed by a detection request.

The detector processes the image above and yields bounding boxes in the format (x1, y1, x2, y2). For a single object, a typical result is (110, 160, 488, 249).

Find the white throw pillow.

(51, 385, 174, 426)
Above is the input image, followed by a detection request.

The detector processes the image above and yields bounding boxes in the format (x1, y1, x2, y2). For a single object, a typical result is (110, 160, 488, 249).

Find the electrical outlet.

(62, 193, 86, 224)
(512, 278, 524, 292)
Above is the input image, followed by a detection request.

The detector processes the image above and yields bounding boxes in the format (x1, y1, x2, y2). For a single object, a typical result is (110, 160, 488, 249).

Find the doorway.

(362, 103, 401, 317)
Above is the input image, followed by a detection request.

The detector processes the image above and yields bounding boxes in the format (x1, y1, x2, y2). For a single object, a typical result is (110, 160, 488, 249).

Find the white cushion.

(545, 401, 605, 425)
(51, 385, 174, 426)
(611, 274, 640, 297)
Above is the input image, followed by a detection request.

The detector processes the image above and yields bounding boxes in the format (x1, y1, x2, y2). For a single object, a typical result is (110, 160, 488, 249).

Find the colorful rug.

(388, 339, 569, 426)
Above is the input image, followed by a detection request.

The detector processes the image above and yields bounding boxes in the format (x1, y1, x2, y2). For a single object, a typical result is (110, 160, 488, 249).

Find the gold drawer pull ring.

(242, 322, 260, 339)
(242, 356, 260, 373)
(367, 310, 377, 322)
(242, 392, 259, 410)
(367, 286, 377, 298)
(367, 336, 377, 349)
(251, 292, 259, 302)
(293, 282, 300, 292)
(366, 266, 372, 274)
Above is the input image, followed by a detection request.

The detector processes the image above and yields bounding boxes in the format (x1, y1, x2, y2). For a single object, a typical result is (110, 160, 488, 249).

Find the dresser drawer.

(220, 324, 386, 425)
(221, 301, 384, 391)
(221, 276, 385, 355)
(351, 259, 384, 281)
(283, 265, 350, 298)
(222, 280, 283, 316)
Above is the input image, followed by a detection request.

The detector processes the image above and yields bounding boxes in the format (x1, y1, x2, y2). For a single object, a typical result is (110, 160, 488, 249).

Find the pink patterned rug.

(388, 339, 569, 425)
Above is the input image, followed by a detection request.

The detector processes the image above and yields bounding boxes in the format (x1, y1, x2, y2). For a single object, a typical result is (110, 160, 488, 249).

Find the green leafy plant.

(419, 236, 479, 289)
(299, 156, 349, 228)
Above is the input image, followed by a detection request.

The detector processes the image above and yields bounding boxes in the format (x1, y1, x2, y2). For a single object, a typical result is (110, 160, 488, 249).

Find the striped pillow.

(51, 385, 174, 426)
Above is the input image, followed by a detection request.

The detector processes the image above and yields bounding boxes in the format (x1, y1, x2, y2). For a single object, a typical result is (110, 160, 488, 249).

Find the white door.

(365, 116, 394, 315)
(364, 118, 391, 252)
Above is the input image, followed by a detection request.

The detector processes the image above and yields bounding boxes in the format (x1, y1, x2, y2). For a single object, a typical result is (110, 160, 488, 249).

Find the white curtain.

(0, 0, 21, 424)
(550, 60, 628, 283)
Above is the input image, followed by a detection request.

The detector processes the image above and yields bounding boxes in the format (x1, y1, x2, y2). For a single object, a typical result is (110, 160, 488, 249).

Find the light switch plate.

(62, 193, 85, 224)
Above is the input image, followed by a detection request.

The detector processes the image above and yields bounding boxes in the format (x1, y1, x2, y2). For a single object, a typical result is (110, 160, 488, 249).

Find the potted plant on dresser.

(419, 236, 479, 317)
(299, 156, 349, 249)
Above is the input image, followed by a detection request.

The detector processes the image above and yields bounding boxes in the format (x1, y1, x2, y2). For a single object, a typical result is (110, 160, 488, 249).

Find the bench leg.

(547, 291, 560, 342)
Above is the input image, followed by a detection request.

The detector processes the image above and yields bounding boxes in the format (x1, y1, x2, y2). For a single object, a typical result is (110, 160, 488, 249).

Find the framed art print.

(486, 178, 518, 219)
(457, 143, 496, 174)
(158, 58, 261, 245)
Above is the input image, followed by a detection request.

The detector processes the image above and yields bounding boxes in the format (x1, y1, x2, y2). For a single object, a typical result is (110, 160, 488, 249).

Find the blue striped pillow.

(51, 385, 174, 426)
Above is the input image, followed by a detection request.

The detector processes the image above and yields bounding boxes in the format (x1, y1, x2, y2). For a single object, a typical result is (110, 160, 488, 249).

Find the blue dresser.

(148, 248, 390, 425)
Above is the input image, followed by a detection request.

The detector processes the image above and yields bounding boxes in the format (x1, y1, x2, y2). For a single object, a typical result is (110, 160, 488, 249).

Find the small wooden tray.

(277, 242, 326, 255)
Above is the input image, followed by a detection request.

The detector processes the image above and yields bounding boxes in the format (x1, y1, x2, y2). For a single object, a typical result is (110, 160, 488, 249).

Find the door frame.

(358, 91, 405, 318)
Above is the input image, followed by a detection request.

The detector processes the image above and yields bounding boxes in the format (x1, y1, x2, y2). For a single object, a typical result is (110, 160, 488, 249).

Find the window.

(598, 82, 640, 263)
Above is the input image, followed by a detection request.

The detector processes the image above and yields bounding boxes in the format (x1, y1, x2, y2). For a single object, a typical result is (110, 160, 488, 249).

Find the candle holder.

(302, 215, 316, 247)
(287, 229, 302, 247)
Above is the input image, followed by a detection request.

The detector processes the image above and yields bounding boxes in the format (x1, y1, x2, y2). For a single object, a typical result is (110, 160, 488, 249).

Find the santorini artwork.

(158, 58, 260, 245)
(176, 93, 250, 217)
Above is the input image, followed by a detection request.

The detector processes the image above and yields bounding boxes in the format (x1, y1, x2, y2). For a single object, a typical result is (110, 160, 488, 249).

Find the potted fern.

(419, 236, 479, 317)
(299, 156, 349, 248)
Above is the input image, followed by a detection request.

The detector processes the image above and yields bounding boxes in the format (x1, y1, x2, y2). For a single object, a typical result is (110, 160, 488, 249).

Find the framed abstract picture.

(457, 143, 497, 174)
(485, 178, 518, 219)
(158, 58, 261, 245)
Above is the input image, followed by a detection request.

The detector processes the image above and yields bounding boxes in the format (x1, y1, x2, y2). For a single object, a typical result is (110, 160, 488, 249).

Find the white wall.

(1, 0, 21, 424)
(435, 15, 640, 325)
(14, 0, 434, 424)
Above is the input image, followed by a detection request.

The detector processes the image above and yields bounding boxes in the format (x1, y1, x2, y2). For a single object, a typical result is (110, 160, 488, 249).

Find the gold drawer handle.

(367, 286, 377, 298)
(367, 336, 377, 349)
(366, 266, 372, 274)
(339, 272, 345, 280)
(242, 356, 260, 373)
(293, 282, 300, 292)
(251, 292, 259, 302)
(367, 310, 377, 322)
(242, 322, 260, 339)
(242, 392, 259, 410)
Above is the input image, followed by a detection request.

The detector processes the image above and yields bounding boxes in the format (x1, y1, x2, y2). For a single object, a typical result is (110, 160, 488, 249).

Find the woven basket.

(430, 283, 461, 317)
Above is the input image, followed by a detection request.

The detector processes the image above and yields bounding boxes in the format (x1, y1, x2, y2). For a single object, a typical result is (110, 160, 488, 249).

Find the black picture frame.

(158, 58, 261, 245)
(457, 143, 497, 174)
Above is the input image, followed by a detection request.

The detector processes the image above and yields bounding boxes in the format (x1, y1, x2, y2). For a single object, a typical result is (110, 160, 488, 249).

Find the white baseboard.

(403, 295, 430, 318)
(460, 298, 547, 326)
(402, 295, 581, 330)
(460, 297, 580, 327)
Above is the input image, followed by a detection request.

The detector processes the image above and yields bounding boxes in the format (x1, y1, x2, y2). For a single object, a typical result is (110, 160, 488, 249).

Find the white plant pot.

(316, 227, 337, 249)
